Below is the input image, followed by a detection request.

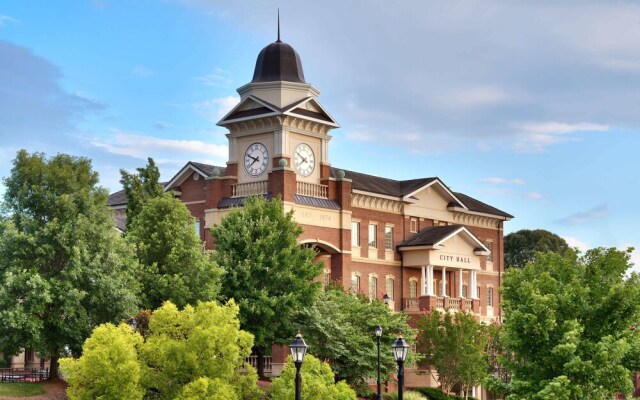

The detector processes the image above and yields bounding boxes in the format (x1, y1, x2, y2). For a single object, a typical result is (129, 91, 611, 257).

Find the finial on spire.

(277, 9, 281, 43)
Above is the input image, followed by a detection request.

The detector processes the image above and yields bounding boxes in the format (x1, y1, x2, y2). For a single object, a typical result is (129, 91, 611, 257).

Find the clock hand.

(247, 154, 259, 163)
(251, 157, 260, 166)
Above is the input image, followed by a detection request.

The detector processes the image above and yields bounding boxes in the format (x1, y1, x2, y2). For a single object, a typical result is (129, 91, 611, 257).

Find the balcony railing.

(244, 355, 272, 372)
(403, 297, 419, 311)
(296, 181, 328, 199)
(232, 181, 268, 197)
(436, 296, 445, 309)
(448, 298, 460, 310)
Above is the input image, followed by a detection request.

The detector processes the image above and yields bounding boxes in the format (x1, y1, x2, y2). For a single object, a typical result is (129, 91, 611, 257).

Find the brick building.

(108, 34, 512, 395)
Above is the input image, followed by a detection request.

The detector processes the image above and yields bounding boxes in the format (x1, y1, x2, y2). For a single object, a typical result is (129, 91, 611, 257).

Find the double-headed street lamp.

(290, 332, 308, 400)
(375, 325, 383, 400)
(392, 335, 409, 400)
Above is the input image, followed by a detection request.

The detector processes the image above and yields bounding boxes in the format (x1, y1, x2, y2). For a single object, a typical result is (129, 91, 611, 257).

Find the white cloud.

(88, 130, 228, 161)
(0, 15, 18, 26)
(562, 236, 589, 252)
(132, 65, 155, 77)
(480, 177, 525, 185)
(437, 86, 510, 109)
(194, 95, 240, 121)
(557, 204, 609, 226)
(196, 68, 232, 86)
(513, 122, 609, 153)
(629, 247, 640, 274)
(525, 192, 545, 200)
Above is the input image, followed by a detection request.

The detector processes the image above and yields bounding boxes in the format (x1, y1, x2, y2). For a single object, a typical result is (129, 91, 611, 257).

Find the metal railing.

(0, 368, 49, 382)
(232, 181, 268, 197)
(296, 181, 328, 199)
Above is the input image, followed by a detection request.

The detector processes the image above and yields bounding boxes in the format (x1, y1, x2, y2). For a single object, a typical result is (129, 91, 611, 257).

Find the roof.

(252, 40, 306, 84)
(451, 192, 513, 219)
(399, 225, 463, 247)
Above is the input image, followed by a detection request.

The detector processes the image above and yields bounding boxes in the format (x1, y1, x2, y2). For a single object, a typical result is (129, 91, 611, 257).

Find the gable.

(283, 98, 339, 127)
(404, 182, 464, 221)
(218, 96, 278, 125)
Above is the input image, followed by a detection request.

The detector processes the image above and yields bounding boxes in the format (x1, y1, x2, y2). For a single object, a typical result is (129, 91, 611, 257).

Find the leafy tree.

(60, 323, 145, 400)
(0, 150, 139, 379)
(418, 311, 488, 396)
(120, 157, 163, 228)
(504, 229, 569, 269)
(299, 285, 415, 391)
(211, 195, 323, 378)
(61, 301, 263, 400)
(269, 354, 357, 400)
(126, 194, 222, 309)
(501, 247, 640, 399)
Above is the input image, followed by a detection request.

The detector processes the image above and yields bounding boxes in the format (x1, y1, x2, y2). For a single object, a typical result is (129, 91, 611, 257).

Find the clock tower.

(217, 32, 339, 201)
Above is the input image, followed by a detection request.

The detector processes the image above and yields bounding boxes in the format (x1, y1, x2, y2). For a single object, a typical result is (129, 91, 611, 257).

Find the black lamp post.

(290, 332, 308, 400)
(375, 325, 383, 400)
(127, 317, 138, 332)
(392, 335, 409, 400)
(383, 293, 390, 305)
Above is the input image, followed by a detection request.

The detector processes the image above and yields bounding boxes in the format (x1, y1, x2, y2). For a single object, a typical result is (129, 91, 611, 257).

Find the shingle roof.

(452, 192, 513, 219)
(107, 189, 127, 207)
(399, 225, 464, 247)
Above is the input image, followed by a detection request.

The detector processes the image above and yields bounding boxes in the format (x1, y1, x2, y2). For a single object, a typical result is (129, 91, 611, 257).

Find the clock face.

(294, 143, 316, 177)
(244, 143, 269, 176)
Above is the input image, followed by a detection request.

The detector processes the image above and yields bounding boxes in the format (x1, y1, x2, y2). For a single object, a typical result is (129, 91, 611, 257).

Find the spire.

(277, 9, 281, 43)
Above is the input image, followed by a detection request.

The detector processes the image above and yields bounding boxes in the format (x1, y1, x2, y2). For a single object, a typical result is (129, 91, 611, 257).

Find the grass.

(0, 382, 47, 397)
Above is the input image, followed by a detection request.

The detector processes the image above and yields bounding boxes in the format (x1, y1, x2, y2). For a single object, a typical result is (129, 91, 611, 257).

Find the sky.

(1, 1, 639, 269)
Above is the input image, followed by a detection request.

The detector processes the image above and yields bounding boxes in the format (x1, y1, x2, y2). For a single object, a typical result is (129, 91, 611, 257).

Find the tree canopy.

(504, 229, 569, 269)
(119, 157, 163, 228)
(501, 247, 640, 399)
(210, 195, 323, 377)
(0, 150, 140, 378)
(418, 311, 489, 396)
(126, 194, 222, 309)
(60, 300, 263, 400)
(299, 285, 415, 392)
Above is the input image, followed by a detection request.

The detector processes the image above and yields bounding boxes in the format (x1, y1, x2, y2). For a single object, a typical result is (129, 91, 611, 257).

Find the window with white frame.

(462, 284, 468, 298)
(351, 221, 360, 247)
(486, 241, 493, 263)
(384, 226, 394, 250)
(487, 286, 494, 307)
(409, 279, 418, 299)
(351, 273, 361, 293)
(410, 218, 418, 233)
(368, 223, 377, 248)
(369, 275, 378, 300)
(477, 285, 481, 300)
(194, 219, 201, 239)
(386, 277, 394, 301)
(323, 270, 331, 286)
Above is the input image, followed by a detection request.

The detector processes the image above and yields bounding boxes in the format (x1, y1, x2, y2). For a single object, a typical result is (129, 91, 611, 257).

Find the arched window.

(386, 277, 394, 301)
(462, 284, 468, 298)
(369, 275, 378, 300)
(409, 279, 418, 299)
(351, 273, 361, 293)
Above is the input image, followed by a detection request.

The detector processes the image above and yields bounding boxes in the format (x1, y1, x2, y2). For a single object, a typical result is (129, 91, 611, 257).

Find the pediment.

(217, 96, 279, 125)
(283, 97, 339, 127)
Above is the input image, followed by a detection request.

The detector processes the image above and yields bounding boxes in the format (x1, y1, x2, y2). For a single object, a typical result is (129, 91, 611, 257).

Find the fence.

(0, 368, 49, 382)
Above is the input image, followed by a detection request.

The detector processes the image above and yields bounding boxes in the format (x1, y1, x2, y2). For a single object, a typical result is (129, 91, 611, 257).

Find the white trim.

(403, 179, 467, 210)
(217, 95, 279, 125)
(165, 163, 211, 191)
(352, 189, 404, 201)
(282, 97, 340, 128)
(183, 200, 206, 205)
(299, 239, 341, 254)
(448, 206, 512, 221)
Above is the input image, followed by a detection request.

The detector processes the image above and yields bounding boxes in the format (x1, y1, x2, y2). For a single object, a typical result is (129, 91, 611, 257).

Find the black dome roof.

(252, 40, 306, 84)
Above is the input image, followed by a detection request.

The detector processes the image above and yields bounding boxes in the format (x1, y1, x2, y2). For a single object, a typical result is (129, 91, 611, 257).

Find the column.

(458, 269, 464, 298)
(441, 267, 447, 297)
(427, 265, 434, 296)
(421, 266, 427, 296)
(470, 270, 477, 299)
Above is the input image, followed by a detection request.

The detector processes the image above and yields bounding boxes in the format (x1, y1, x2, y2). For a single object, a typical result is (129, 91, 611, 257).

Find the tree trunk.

(256, 346, 265, 379)
(47, 348, 60, 381)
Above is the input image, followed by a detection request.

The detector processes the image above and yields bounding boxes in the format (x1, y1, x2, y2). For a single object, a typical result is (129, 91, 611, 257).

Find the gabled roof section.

(398, 225, 490, 254)
(165, 161, 226, 191)
(217, 95, 279, 126)
(451, 192, 513, 219)
(283, 97, 339, 127)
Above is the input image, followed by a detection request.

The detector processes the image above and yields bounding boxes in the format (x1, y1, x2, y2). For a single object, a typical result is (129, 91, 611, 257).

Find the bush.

(269, 354, 356, 400)
(413, 387, 478, 400)
(382, 392, 426, 400)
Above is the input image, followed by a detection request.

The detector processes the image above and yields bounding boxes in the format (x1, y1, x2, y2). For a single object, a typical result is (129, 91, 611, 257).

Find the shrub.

(269, 354, 356, 400)
(382, 391, 426, 400)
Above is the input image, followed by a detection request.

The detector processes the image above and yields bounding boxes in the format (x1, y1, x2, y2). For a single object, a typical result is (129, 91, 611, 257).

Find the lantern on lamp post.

(290, 332, 308, 400)
(375, 325, 383, 400)
(392, 335, 409, 400)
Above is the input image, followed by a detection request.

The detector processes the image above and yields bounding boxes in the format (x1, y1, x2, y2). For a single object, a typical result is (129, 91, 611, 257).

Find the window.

(462, 284, 468, 298)
(194, 219, 201, 239)
(351, 273, 361, 293)
(477, 285, 481, 300)
(486, 241, 493, 263)
(386, 277, 394, 301)
(368, 223, 377, 248)
(323, 270, 331, 286)
(369, 275, 378, 300)
(410, 218, 418, 233)
(487, 287, 494, 307)
(25, 349, 34, 363)
(385, 226, 394, 250)
(409, 279, 417, 299)
(351, 222, 360, 247)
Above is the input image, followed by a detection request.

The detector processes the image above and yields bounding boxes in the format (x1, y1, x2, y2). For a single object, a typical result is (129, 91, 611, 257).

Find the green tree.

(60, 323, 144, 400)
(417, 311, 488, 396)
(0, 150, 139, 379)
(119, 157, 163, 228)
(269, 354, 357, 400)
(210, 195, 323, 378)
(299, 285, 415, 391)
(61, 301, 263, 400)
(501, 247, 640, 399)
(126, 194, 222, 309)
(504, 229, 569, 269)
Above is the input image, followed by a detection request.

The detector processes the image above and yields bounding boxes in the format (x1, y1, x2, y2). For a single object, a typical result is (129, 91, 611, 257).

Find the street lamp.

(127, 317, 138, 332)
(375, 325, 383, 400)
(290, 331, 308, 400)
(392, 335, 409, 400)
(383, 293, 390, 305)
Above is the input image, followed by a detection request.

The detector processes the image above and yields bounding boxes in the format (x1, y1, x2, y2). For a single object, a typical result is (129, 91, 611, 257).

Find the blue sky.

(1, 1, 639, 268)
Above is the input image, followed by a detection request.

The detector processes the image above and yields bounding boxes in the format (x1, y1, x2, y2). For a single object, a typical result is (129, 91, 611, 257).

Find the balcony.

(402, 296, 479, 313)
(296, 181, 328, 199)
(232, 181, 268, 197)
(403, 297, 419, 311)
